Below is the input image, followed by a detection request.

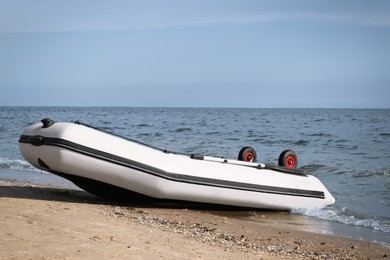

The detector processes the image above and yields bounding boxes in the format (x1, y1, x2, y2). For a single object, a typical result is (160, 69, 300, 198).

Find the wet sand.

(0, 179, 388, 259)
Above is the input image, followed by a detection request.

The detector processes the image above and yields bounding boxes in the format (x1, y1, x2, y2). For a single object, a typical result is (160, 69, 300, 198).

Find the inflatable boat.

(19, 118, 335, 210)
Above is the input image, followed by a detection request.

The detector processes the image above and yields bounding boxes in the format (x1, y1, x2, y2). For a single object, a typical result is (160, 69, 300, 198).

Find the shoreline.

(1, 179, 389, 259)
(2, 168, 389, 246)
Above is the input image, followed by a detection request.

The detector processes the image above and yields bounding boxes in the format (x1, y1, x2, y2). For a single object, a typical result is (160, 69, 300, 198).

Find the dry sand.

(0, 179, 388, 259)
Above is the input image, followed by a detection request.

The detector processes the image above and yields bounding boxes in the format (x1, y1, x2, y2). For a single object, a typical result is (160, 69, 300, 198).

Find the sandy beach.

(0, 179, 388, 259)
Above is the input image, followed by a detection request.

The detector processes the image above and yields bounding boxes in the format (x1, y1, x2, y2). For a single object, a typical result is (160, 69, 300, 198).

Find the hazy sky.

(1, 0, 389, 108)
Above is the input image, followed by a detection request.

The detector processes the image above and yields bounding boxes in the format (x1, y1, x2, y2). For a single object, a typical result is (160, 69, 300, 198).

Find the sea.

(1, 107, 389, 245)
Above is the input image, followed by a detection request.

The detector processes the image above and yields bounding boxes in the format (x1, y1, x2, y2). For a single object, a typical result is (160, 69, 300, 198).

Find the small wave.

(308, 132, 331, 137)
(335, 139, 349, 143)
(349, 152, 367, 156)
(225, 137, 240, 141)
(301, 164, 327, 172)
(137, 123, 150, 127)
(205, 131, 221, 135)
(174, 128, 192, 133)
(0, 157, 40, 172)
(326, 167, 349, 175)
(293, 208, 390, 233)
(352, 168, 390, 178)
(249, 138, 269, 143)
(99, 126, 115, 132)
(294, 140, 309, 146)
(380, 133, 390, 137)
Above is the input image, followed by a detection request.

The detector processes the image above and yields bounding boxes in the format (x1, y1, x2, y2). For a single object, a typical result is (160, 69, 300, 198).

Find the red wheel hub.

(285, 156, 295, 168)
(245, 152, 254, 162)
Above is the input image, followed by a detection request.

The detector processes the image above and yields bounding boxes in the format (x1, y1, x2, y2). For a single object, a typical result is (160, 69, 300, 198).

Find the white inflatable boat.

(19, 118, 335, 210)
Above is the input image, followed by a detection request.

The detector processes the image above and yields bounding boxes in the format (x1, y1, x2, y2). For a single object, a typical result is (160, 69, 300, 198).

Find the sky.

(0, 0, 389, 108)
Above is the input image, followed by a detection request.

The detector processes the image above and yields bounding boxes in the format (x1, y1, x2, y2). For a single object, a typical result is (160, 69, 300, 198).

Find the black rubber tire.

(278, 150, 298, 169)
(238, 146, 257, 162)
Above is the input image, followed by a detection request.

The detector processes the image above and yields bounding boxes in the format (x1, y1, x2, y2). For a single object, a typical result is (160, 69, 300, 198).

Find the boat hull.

(19, 120, 336, 210)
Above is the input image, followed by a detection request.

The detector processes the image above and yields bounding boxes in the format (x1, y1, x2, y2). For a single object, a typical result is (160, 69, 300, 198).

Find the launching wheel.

(238, 146, 257, 162)
(278, 150, 298, 169)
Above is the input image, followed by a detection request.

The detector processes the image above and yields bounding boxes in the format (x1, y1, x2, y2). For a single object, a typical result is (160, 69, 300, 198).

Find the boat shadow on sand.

(0, 180, 273, 213)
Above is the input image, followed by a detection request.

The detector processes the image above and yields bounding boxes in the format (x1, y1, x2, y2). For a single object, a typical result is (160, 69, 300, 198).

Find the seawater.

(1, 107, 389, 243)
